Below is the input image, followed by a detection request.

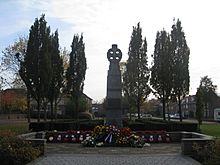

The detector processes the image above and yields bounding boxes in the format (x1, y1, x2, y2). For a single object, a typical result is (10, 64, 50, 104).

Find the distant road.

(0, 118, 28, 125)
(181, 118, 219, 124)
(152, 117, 219, 124)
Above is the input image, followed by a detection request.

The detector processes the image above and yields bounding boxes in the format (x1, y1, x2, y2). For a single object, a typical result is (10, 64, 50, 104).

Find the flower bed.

(82, 125, 145, 147)
(45, 125, 171, 148)
(135, 130, 171, 143)
(45, 130, 92, 143)
(0, 130, 41, 165)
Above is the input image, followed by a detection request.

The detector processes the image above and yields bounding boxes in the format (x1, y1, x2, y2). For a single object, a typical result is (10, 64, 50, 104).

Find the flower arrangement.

(45, 126, 170, 147)
(81, 136, 96, 147)
(128, 134, 145, 148)
(45, 130, 92, 143)
(82, 125, 145, 148)
(93, 125, 105, 135)
(115, 137, 128, 145)
(119, 127, 132, 137)
(135, 131, 171, 143)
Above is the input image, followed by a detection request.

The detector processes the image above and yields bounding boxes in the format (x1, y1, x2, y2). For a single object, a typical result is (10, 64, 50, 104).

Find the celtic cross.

(107, 44, 122, 63)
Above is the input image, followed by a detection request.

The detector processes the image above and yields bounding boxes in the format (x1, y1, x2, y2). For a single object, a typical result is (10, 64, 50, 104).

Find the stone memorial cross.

(106, 44, 123, 127)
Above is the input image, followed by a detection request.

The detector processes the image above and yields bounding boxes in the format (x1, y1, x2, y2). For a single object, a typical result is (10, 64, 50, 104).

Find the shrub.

(79, 119, 104, 131)
(29, 119, 104, 131)
(135, 119, 198, 132)
(0, 131, 41, 165)
(192, 139, 220, 164)
(79, 112, 93, 120)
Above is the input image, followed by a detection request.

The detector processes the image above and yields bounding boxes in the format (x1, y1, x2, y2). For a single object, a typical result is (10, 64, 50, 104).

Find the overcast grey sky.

(0, 0, 220, 101)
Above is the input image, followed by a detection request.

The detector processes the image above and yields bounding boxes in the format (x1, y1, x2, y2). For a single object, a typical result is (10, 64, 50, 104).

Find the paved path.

(29, 154, 200, 165)
(29, 143, 201, 165)
(45, 143, 181, 154)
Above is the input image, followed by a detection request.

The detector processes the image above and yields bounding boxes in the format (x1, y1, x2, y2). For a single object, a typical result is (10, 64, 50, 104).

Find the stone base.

(106, 109, 122, 128)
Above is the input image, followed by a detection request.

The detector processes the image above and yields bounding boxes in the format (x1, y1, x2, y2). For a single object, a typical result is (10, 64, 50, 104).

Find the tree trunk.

(43, 102, 47, 121)
(178, 95, 183, 122)
(162, 98, 166, 120)
(205, 103, 208, 119)
(50, 101, 53, 121)
(137, 99, 141, 119)
(75, 96, 79, 129)
(27, 91, 31, 123)
(54, 101, 58, 121)
(167, 102, 170, 122)
(76, 97, 79, 119)
(37, 99, 40, 122)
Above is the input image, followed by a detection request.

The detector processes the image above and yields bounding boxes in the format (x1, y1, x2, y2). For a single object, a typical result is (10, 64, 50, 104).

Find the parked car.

(165, 114, 174, 118)
(171, 114, 180, 119)
(142, 114, 152, 119)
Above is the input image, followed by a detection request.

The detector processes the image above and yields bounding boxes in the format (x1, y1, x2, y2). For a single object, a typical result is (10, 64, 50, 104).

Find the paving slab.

(45, 143, 181, 155)
(28, 143, 201, 165)
(29, 154, 201, 165)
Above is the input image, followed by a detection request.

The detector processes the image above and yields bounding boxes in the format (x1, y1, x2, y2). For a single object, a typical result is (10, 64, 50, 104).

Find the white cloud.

(1, 0, 220, 100)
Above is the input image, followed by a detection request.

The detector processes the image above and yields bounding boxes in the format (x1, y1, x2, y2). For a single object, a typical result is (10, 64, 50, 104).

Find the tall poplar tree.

(171, 19, 190, 122)
(150, 30, 172, 120)
(199, 76, 217, 118)
(196, 87, 204, 129)
(18, 14, 52, 122)
(47, 30, 64, 120)
(123, 23, 151, 119)
(66, 34, 87, 119)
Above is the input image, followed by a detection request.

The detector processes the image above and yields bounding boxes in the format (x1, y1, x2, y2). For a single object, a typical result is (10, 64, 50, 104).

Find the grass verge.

(0, 122, 29, 135)
(200, 123, 220, 137)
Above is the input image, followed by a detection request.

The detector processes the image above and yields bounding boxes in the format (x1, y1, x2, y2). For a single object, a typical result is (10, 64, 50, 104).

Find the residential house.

(169, 94, 220, 119)
(0, 88, 26, 114)
(30, 93, 93, 119)
(169, 95, 196, 118)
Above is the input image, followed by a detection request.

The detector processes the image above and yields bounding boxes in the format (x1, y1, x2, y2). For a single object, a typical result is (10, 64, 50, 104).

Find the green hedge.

(135, 119, 198, 132)
(29, 119, 198, 132)
(29, 119, 104, 131)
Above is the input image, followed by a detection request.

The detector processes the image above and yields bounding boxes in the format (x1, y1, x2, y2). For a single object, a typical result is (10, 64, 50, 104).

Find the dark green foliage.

(78, 112, 93, 120)
(192, 139, 220, 164)
(123, 119, 198, 132)
(17, 14, 64, 122)
(65, 96, 90, 119)
(123, 23, 151, 119)
(65, 97, 77, 118)
(151, 19, 190, 122)
(47, 30, 64, 120)
(78, 97, 90, 112)
(19, 14, 52, 122)
(196, 87, 204, 127)
(28, 119, 197, 132)
(171, 19, 190, 122)
(199, 76, 217, 118)
(0, 131, 41, 165)
(66, 34, 87, 118)
(29, 119, 104, 131)
(66, 34, 87, 96)
(151, 30, 172, 120)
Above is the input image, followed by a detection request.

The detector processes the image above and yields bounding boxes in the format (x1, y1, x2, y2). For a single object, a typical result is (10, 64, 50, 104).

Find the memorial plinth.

(106, 44, 123, 128)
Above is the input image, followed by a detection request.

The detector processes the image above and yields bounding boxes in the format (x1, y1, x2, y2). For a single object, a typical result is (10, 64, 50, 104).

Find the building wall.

(29, 93, 92, 117)
(0, 88, 26, 114)
(169, 95, 220, 119)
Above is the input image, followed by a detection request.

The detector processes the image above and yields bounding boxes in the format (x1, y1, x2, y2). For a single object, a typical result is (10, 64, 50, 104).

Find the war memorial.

(16, 45, 213, 165)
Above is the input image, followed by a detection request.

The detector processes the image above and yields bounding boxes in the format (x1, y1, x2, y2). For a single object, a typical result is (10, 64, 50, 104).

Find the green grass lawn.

(200, 123, 220, 137)
(0, 122, 29, 135)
